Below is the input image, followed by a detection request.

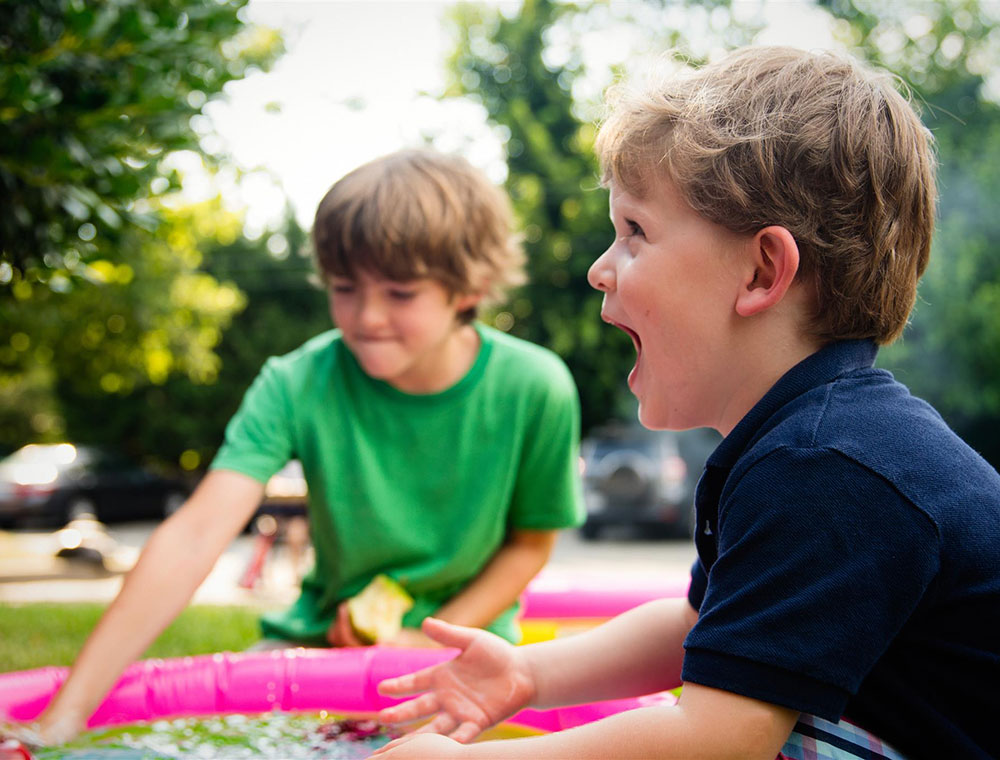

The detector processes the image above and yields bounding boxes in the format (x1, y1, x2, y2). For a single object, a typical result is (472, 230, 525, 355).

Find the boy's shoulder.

(478, 323, 576, 390)
(745, 363, 1000, 512)
(263, 329, 344, 372)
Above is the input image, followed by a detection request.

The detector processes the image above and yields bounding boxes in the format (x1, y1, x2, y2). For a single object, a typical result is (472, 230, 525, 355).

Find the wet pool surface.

(33, 713, 399, 760)
(32, 712, 538, 759)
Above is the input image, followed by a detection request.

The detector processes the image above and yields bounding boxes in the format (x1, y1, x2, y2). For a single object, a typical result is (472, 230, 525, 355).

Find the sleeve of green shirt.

(210, 356, 295, 484)
(507, 356, 585, 531)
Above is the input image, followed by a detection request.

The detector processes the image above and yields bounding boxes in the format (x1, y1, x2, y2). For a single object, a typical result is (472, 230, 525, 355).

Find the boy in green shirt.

(31, 149, 584, 743)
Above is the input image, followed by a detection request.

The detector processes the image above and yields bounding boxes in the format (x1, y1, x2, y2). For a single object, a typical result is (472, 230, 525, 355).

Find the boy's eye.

(388, 289, 417, 301)
(625, 219, 645, 238)
(330, 283, 355, 295)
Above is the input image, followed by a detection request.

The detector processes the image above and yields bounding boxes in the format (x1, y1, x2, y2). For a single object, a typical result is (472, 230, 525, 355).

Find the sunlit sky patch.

(177, 0, 840, 236)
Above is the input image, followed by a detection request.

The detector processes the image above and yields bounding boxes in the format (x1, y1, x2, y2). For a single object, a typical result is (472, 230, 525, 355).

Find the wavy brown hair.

(313, 149, 525, 323)
(596, 47, 937, 345)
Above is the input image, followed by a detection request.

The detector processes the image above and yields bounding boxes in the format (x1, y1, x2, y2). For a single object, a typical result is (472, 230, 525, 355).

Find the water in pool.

(31, 712, 538, 759)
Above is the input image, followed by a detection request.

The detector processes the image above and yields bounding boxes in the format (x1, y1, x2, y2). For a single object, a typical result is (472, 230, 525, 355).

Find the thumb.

(420, 617, 479, 650)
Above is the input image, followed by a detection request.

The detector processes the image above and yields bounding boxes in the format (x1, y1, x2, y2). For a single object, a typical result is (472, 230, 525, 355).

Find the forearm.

(433, 530, 556, 629)
(43, 520, 221, 722)
(524, 597, 696, 708)
(40, 471, 261, 732)
(450, 701, 791, 760)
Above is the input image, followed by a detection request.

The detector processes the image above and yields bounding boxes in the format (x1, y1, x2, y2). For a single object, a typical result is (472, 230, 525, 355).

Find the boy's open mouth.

(605, 317, 642, 366)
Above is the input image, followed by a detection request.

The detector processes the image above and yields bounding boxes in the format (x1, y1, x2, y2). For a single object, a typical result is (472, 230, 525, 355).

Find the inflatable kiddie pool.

(519, 567, 690, 642)
(0, 647, 676, 735)
(0, 568, 688, 752)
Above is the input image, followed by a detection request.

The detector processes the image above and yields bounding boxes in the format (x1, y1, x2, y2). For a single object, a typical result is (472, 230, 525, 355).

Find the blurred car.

(0, 443, 190, 528)
(579, 424, 720, 540)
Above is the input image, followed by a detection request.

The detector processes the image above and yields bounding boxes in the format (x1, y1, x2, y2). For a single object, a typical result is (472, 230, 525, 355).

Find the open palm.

(376, 618, 536, 743)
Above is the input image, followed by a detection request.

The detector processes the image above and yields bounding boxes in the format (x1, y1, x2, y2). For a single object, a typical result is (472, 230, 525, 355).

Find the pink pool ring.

(520, 567, 690, 620)
(0, 647, 676, 734)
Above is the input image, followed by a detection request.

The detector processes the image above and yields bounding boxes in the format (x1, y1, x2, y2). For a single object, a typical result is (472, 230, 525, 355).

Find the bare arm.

(378, 598, 697, 737)
(525, 596, 697, 707)
(35, 469, 264, 741)
(433, 528, 557, 629)
(379, 689, 797, 760)
(376, 600, 798, 759)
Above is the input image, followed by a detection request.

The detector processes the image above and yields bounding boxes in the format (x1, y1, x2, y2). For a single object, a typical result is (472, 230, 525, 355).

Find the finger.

(412, 713, 457, 736)
(369, 732, 420, 756)
(377, 665, 439, 697)
(326, 606, 346, 646)
(332, 604, 364, 648)
(420, 617, 479, 650)
(378, 692, 440, 725)
(448, 721, 483, 744)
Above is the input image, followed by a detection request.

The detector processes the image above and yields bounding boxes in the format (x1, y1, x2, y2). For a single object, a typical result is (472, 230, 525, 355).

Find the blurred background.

(2, 0, 999, 533)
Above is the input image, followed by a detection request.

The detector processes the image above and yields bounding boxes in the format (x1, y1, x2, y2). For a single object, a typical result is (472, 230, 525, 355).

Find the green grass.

(0, 603, 263, 673)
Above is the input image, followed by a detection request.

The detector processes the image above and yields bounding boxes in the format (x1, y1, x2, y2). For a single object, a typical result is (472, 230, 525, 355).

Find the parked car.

(0, 443, 191, 528)
(579, 424, 720, 540)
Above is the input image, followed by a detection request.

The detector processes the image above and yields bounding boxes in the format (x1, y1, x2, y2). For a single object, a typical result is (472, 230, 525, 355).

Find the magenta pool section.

(0, 648, 677, 733)
(0, 569, 688, 732)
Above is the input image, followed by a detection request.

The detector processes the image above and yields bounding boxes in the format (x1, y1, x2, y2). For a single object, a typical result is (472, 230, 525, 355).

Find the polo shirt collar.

(707, 339, 879, 470)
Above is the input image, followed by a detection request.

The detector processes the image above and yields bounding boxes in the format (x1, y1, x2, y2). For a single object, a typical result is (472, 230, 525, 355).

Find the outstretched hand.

(375, 617, 536, 744)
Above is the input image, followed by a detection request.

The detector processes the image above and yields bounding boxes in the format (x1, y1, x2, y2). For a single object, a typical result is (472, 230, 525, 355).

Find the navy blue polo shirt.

(683, 340, 1000, 760)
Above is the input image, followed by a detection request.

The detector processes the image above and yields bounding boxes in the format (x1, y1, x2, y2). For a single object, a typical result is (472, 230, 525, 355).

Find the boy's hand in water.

(375, 618, 535, 743)
(2, 710, 81, 751)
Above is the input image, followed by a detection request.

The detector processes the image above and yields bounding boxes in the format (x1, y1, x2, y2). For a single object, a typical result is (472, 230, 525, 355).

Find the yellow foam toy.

(347, 574, 414, 643)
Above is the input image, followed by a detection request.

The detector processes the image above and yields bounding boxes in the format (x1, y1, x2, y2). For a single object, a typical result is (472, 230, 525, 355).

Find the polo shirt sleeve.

(210, 356, 295, 484)
(681, 446, 940, 721)
(506, 359, 585, 531)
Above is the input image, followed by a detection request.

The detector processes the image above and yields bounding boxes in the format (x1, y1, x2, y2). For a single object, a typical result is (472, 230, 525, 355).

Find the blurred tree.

(0, 0, 284, 459)
(818, 0, 1000, 467)
(0, 0, 281, 285)
(55, 205, 329, 468)
(445, 0, 624, 434)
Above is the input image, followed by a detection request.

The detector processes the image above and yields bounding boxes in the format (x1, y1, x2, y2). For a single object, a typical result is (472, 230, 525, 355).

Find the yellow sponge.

(347, 574, 414, 644)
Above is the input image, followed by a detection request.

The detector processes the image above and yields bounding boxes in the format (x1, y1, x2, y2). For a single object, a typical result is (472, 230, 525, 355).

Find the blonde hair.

(596, 46, 937, 345)
(313, 149, 525, 321)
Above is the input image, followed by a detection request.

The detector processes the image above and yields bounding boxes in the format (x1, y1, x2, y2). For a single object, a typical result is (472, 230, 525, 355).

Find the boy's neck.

(714, 327, 823, 437)
(387, 323, 482, 395)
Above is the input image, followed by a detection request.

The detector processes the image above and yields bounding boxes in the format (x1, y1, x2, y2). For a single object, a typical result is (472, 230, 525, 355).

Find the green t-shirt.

(211, 323, 584, 645)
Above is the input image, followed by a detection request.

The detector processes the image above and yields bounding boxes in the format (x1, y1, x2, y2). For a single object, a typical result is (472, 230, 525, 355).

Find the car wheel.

(579, 520, 603, 541)
(162, 491, 187, 518)
(66, 497, 98, 523)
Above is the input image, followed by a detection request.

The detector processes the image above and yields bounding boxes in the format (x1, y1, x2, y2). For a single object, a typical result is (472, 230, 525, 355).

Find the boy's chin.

(635, 403, 664, 431)
(636, 402, 687, 432)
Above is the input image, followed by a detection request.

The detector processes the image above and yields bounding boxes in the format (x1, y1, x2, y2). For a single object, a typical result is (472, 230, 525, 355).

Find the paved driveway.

(0, 522, 696, 606)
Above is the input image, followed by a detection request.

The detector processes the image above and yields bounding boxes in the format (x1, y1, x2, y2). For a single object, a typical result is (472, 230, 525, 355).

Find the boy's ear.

(734, 226, 801, 318)
(454, 291, 483, 312)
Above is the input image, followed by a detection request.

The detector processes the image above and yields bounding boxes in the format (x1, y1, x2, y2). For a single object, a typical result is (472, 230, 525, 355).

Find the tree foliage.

(446, 0, 637, 432)
(0, 0, 284, 458)
(444, 0, 757, 432)
(448, 0, 1000, 469)
(0, 0, 281, 286)
(819, 0, 1000, 466)
(55, 208, 329, 467)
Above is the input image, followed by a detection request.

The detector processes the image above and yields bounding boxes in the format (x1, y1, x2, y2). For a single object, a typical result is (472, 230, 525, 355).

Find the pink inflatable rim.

(520, 568, 690, 619)
(0, 647, 676, 735)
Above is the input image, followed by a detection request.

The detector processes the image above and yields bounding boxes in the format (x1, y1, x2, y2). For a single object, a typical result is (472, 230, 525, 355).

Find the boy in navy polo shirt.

(372, 47, 1000, 760)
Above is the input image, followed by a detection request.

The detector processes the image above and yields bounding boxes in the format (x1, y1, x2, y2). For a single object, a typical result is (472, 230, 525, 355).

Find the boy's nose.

(356, 294, 388, 329)
(587, 246, 616, 293)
